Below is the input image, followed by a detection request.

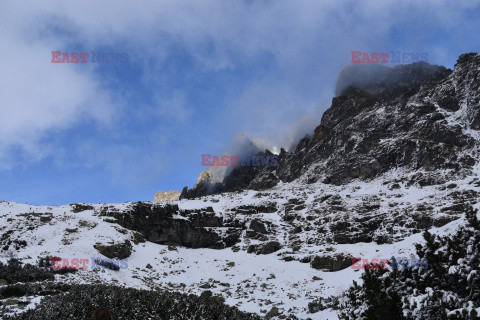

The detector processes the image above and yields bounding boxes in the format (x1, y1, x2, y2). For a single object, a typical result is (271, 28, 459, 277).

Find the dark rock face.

(247, 241, 282, 255)
(1, 231, 27, 251)
(94, 240, 132, 259)
(232, 203, 277, 215)
(71, 204, 94, 213)
(103, 202, 243, 249)
(181, 53, 480, 198)
(334, 62, 451, 98)
(310, 253, 353, 272)
(249, 219, 268, 234)
(180, 151, 278, 199)
(452, 53, 480, 129)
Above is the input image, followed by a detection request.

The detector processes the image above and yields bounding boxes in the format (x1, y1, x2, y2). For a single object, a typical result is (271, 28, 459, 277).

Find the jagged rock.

(71, 204, 94, 213)
(154, 190, 180, 203)
(434, 216, 458, 227)
(265, 306, 281, 318)
(232, 203, 277, 215)
(253, 241, 282, 255)
(94, 240, 132, 259)
(102, 202, 242, 249)
(131, 232, 145, 245)
(180, 170, 220, 199)
(310, 253, 353, 272)
(249, 219, 268, 234)
(180, 151, 279, 199)
(181, 54, 480, 198)
(334, 62, 450, 98)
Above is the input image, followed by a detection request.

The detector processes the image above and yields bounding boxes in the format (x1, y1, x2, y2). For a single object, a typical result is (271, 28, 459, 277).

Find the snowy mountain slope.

(0, 168, 478, 318)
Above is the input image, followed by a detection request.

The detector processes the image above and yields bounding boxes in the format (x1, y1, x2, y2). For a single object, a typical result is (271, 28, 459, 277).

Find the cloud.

(1, 0, 479, 183)
(154, 91, 192, 123)
(0, 28, 117, 168)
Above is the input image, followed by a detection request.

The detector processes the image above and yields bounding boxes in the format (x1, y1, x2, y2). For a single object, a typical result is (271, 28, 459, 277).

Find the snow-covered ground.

(0, 170, 477, 319)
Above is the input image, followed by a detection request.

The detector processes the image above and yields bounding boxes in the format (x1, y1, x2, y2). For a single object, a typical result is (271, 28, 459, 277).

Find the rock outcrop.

(154, 190, 180, 203)
(102, 202, 243, 249)
(310, 253, 353, 272)
(94, 240, 132, 259)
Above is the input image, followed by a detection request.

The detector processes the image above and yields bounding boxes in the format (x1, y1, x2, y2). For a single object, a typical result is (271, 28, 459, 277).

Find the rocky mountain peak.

(181, 53, 480, 199)
(334, 62, 451, 99)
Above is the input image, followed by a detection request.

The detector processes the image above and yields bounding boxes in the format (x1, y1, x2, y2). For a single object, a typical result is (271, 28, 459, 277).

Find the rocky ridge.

(181, 53, 480, 198)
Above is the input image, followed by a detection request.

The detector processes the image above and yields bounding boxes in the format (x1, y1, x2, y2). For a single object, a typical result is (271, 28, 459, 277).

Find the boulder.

(94, 240, 132, 259)
(310, 253, 353, 272)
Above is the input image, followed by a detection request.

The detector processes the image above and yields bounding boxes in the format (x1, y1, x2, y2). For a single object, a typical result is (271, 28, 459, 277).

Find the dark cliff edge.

(102, 202, 243, 249)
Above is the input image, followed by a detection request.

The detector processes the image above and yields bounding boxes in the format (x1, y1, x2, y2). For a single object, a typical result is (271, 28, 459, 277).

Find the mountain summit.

(182, 53, 480, 199)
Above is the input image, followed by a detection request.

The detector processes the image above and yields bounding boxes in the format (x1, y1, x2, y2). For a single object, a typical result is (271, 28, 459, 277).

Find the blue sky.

(1, 0, 479, 205)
